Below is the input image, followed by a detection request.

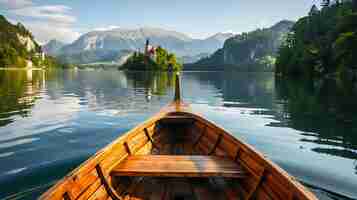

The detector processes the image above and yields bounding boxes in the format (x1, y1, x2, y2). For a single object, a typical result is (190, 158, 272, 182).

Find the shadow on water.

(273, 77, 357, 172)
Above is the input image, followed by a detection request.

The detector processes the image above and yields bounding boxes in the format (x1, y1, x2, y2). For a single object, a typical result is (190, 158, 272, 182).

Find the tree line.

(276, 0, 357, 82)
(0, 15, 68, 68)
(121, 46, 182, 71)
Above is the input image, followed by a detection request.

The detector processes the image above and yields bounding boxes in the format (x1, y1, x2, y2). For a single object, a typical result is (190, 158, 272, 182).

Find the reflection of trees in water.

(43, 70, 176, 113)
(0, 69, 176, 127)
(186, 72, 275, 109)
(274, 77, 357, 160)
(124, 71, 175, 97)
(0, 70, 45, 126)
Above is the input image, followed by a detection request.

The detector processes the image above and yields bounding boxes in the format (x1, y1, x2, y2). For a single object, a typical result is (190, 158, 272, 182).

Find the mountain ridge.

(193, 20, 294, 71)
(43, 27, 234, 64)
(42, 39, 66, 55)
(46, 28, 234, 58)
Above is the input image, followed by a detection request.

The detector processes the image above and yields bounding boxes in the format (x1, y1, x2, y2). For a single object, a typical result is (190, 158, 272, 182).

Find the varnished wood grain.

(39, 74, 318, 200)
(110, 155, 246, 178)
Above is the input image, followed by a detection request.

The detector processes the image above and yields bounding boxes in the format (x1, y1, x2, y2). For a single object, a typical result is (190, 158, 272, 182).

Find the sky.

(0, 0, 319, 44)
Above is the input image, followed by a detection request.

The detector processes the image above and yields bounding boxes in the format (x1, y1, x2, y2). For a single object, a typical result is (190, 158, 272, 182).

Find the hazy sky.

(0, 0, 319, 44)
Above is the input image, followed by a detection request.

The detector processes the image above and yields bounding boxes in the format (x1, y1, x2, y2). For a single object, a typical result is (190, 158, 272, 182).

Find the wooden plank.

(147, 180, 168, 200)
(76, 179, 102, 200)
(245, 168, 267, 200)
(39, 96, 318, 200)
(144, 128, 159, 149)
(159, 116, 196, 124)
(110, 155, 246, 178)
(192, 179, 227, 200)
(209, 134, 223, 155)
(87, 185, 108, 200)
(96, 165, 121, 200)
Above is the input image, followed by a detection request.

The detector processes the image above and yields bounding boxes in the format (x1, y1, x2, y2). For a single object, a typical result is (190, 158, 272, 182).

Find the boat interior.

(37, 73, 317, 200)
(109, 113, 247, 200)
(40, 110, 316, 200)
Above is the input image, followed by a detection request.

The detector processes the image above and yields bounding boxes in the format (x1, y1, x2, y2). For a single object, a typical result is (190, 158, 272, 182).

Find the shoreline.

(0, 67, 45, 71)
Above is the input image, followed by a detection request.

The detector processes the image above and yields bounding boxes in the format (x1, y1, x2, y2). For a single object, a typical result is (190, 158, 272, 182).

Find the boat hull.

(39, 103, 318, 200)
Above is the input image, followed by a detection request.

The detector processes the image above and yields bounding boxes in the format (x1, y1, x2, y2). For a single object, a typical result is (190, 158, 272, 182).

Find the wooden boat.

(39, 74, 318, 200)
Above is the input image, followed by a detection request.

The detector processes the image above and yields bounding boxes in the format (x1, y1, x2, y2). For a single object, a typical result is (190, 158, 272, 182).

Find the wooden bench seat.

(110, 155, 246, 178)
(159, 116, 196, 124)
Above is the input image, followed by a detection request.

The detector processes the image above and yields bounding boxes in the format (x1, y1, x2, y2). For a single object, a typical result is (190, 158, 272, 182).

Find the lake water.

(0, 69, 356, 200)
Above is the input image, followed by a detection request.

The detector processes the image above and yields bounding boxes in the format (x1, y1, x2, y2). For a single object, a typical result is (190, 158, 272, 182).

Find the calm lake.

(0, 69, 356, 200)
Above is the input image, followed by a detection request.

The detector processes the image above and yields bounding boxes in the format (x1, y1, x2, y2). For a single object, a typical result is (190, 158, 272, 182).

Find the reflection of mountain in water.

(0, 70, 177, 128)
(0, 70, 45, 126)
(44, 70, 176, 114)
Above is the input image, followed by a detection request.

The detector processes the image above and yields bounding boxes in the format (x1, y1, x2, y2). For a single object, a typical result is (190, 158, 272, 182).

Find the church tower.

(144, 39, 149, 56)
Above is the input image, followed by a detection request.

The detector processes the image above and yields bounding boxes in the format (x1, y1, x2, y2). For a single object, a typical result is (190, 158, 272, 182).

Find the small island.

(120, 39, 182, 71)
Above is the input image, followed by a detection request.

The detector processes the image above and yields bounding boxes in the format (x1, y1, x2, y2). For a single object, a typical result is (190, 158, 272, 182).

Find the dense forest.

(276, 0, 357, 82)
(0, 15, 39, 68)
(121, 46, 182, 71)
(0, 15, 65, 68)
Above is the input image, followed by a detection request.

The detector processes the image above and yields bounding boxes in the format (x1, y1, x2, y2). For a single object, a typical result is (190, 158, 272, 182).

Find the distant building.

(144, 39, 156, 59)
(34, 52, 46, 61)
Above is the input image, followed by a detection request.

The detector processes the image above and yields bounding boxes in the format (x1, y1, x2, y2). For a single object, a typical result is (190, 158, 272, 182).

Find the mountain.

(60, 27, 191, 56)
(186, 33, 234, 56)
(55, 28, 233, 65)
(0, 15, 69, 68)
(194, 20, 294, 71)
(0, 15, 41, 68)
(181, 53, 210, 64)
(57, 49, 133, 65)
(42, 39, 66, 55)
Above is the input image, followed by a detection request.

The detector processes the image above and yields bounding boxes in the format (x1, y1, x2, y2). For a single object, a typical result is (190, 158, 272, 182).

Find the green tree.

(275, 1, 357, 81)
(121, 46, 182, 71)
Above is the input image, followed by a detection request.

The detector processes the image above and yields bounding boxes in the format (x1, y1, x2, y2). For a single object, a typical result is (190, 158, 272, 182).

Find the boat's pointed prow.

(174, 72, 181, 102)
(39, 72, 318, 200)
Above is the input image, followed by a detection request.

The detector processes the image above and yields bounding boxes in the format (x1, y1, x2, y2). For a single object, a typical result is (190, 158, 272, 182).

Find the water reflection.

(0, 70, 45, 126)
(1, 71, 356, 162)
(185, 72, 275, 108)
(274, 78, 357, 166)
(0, 70, 356, 199)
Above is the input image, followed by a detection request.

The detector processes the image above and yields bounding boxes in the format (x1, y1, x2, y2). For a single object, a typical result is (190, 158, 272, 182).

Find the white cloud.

(93, 25, 120, 32)
(11, 5, 76, 24)
(2, 0, 80, 43)
(0, 0, 33, 9)
(25, 21, 80, 44)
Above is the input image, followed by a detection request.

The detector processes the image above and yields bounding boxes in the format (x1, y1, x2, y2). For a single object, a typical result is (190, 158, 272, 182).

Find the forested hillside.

(276, 0, 357, 81)
(0, 15, 61, 68)
(194, 20, 293, 71)
(0, 15, 40, 67)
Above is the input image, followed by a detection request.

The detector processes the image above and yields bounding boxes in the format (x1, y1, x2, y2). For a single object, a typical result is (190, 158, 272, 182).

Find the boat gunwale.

(38, 103, 180, 200)
(39, 105, 317, 200)
(38, 72, 317, 200)
(174, 110, 318, 200)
